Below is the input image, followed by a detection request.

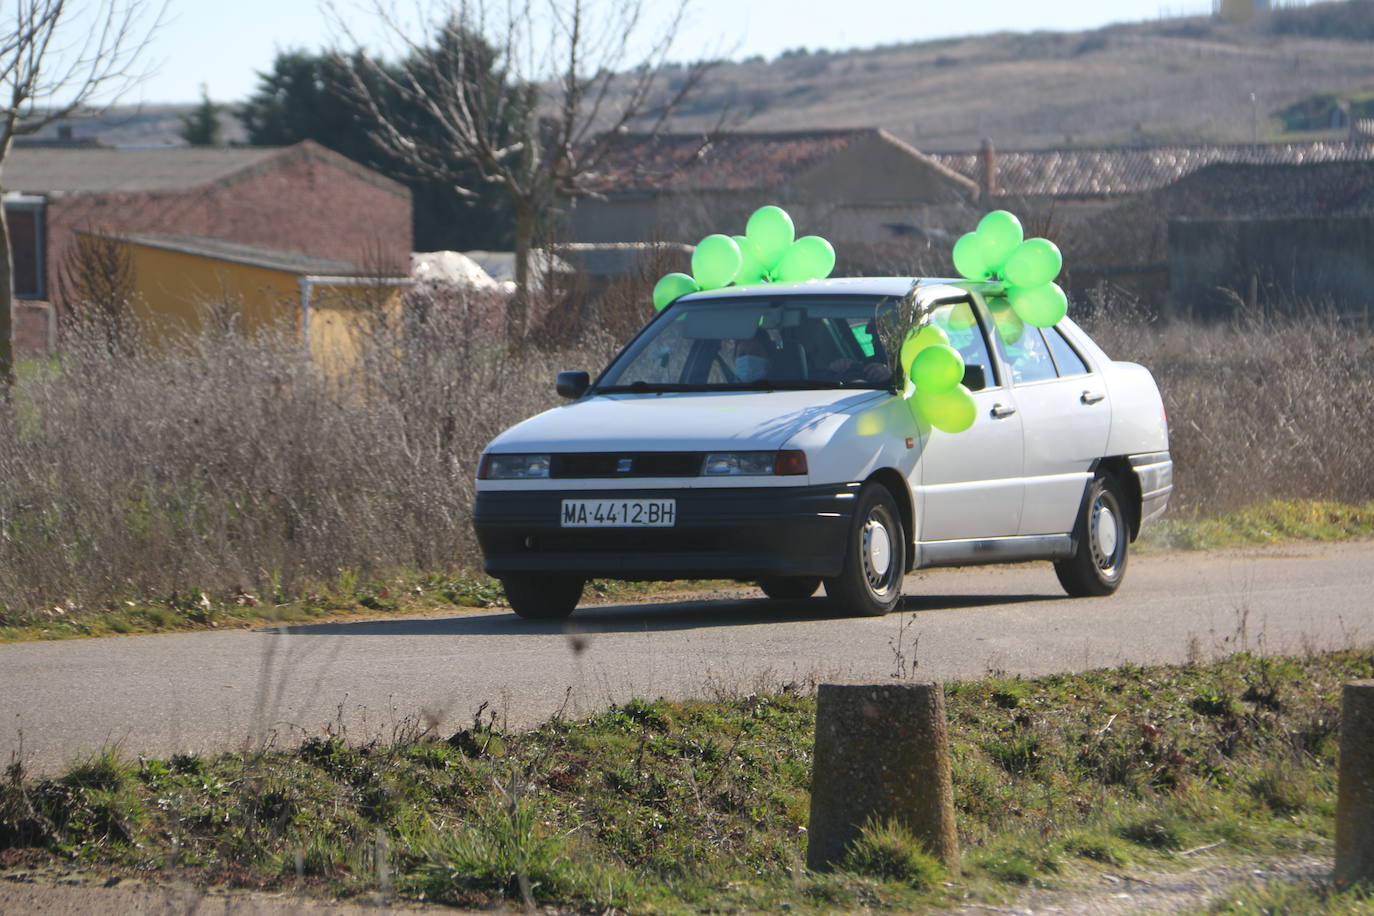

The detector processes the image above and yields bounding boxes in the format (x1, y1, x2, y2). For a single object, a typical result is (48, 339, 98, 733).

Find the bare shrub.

(0, 294, 617, 621)
(1080, 293, 1374, 514)
(55, 232, 139, 354)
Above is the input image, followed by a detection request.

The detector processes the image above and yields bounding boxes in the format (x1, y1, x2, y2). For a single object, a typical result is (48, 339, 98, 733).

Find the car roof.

(676, 277, 999, 303)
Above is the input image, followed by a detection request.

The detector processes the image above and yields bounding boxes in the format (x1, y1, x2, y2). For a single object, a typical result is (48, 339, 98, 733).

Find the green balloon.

(692, 234, 743, 290)
(1008, 282, 1068, 327)
(938, 301, 978, 331)
(952, 231, 993, 281)
(911, 344, 965, 393)
(977, 210, 1024, 273)
(774, 235, 836, 283)
(987, 299, 1026, 344)
(745, 205, 795, 270)
(915, 384, 977, 434)
(652, 272, 699, 310)
(899, 323, 950, 377)
(1003, 238, 1063, 288)
(732, 235, 767, 286)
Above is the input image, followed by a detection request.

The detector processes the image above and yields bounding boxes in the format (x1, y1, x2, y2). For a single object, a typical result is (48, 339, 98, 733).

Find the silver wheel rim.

(862, 510, 896, 594)
(1089, 494, 1123, 576)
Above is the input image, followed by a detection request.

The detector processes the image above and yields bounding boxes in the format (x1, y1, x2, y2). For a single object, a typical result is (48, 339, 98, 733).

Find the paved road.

(3, 542, 1370, 774)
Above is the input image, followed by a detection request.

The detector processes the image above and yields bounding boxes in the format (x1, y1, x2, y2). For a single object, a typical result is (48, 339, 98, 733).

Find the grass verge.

(1140, 499, 1374, 551)
(2, 648, 1370, 913)
(0, 574, 726, 644)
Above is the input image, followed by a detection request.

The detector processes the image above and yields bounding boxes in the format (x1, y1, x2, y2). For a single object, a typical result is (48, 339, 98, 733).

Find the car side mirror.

(962, 364, 987, 391)
(556, 370, 590, 399)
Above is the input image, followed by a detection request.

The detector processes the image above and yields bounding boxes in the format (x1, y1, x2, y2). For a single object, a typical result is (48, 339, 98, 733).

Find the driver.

(733, 332, 774, 383)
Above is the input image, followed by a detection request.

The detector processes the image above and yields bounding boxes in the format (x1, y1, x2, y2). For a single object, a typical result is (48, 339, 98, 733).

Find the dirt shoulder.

(1, 853, 1332, 915)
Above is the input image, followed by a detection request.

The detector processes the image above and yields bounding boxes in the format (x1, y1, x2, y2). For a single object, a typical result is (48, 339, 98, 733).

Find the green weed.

(2, 649, 1371, 911)
(841, 817, 946, 888)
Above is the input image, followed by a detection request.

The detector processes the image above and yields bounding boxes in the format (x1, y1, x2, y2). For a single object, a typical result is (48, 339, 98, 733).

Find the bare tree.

(332, 0, 717, 343)
(0, 0, 164, 391)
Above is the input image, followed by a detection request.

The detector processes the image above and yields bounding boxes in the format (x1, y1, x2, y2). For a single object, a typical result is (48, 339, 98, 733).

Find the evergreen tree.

(179, 85, 221, 147)
(240, 47, 513, 252)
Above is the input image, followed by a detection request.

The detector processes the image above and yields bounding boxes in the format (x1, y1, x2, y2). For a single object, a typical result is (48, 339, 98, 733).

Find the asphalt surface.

(2, 542, 1371, 774)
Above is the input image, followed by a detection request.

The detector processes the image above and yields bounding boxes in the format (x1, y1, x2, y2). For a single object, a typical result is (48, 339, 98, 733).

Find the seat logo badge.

(616, 458, 634, 473)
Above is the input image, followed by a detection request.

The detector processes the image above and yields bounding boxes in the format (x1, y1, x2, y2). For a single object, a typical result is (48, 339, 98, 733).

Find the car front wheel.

(1055, 472, 1130, 597)
(502, 575, 584, 619)
(824, 483, 905, 617)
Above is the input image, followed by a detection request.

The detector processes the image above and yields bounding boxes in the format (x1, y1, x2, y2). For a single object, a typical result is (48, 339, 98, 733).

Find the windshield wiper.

(595, 379, 888, 394)
(727, 379, 881, 391)
(593, 381, 705, 394)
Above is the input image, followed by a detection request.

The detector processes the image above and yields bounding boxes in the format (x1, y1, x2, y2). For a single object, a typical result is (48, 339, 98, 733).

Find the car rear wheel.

(824, 483, 905, 617)
(1055, 472, 1130, 597)
(502, 575, 584, 619)
(757, 577, 821, 600)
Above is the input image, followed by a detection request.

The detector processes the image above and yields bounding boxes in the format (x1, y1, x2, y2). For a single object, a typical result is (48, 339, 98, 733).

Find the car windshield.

(595, 295, 899, 393)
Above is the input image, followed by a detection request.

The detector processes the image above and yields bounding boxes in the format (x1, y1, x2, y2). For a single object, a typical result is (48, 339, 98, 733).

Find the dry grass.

(0, 300, 618, 623)
(1, 286, 1371, 624)
(1080, 299, 1374, 515)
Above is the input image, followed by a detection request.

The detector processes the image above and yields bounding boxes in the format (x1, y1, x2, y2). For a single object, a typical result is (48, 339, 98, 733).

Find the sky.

(117, 0, 1239, 106)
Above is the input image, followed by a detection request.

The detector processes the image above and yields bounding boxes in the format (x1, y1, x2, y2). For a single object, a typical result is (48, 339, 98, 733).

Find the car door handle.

(1080, 390, 1105, 405)
(990, 403, 1017, 419)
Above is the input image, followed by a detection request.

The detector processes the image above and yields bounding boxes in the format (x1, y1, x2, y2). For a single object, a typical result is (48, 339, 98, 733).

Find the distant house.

(3, 140, 411, 356)
(931, 139, 1374, 310)
(569, 128, 977, 249)
(930, 139, 1374, 214)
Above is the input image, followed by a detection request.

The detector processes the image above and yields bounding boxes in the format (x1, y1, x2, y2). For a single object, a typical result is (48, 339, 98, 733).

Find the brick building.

(4, 140, 412, 356)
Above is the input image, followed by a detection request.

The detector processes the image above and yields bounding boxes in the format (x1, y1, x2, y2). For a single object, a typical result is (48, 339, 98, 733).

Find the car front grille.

(550, 452, 703, 478)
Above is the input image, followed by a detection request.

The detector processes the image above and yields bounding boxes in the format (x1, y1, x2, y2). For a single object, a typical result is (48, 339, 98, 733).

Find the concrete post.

(1336, 680, 1374, 886)
(807, 682, 958, 871)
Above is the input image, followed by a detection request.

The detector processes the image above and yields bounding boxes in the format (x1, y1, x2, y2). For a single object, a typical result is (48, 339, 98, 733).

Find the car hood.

(486, 389, 890, 453)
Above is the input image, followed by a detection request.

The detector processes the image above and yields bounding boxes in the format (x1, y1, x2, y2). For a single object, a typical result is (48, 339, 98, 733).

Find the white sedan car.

(474, 278, 1172, 619)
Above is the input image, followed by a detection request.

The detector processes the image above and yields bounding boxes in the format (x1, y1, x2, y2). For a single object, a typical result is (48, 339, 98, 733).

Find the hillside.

(650, 8, 1374, 150)
(24, 4, 1374, 153)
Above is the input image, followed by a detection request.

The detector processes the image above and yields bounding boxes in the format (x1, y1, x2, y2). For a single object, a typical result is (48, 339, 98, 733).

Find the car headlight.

(478, 453, 551, 479)
(702, 450, 808, 476)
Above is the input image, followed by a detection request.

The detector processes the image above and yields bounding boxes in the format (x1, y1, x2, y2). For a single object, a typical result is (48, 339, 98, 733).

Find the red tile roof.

(583, 129, 886, 194)
(931, 141, 1374, 198)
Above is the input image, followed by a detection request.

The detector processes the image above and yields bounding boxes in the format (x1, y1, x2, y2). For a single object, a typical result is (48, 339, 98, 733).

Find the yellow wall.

(114, 240, 404, 370)
(305, 283, 404, 373)
(120, 242, 303, 343)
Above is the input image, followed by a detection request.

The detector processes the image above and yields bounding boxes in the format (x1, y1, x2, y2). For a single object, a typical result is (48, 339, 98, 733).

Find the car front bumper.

(473, 483, 861, 580)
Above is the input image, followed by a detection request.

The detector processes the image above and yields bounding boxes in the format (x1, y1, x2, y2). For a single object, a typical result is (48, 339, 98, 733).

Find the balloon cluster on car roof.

(648, 206, 1071, 438)
(652, 205, 837, 311)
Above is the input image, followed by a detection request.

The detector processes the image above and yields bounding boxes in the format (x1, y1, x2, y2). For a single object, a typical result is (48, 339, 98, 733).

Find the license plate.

(560, 499, 676, 528)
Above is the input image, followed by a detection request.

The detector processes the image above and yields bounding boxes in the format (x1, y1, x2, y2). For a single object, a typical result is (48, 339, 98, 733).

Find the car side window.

(931, 299, 995, 391)
(991, 316, 1058, 385)
(1044, 326, 1090, 377)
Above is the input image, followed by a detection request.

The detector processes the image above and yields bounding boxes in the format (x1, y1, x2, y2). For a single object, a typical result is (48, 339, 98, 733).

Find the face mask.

(735, 355, 767, 383)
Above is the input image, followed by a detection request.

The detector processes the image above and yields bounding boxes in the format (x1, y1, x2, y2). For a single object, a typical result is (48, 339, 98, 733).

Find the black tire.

(757, 577, 821, 600)
(502, 575, 584, 619)
(1055, 472, 1130, 597)
(823, 483, 906, 617)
